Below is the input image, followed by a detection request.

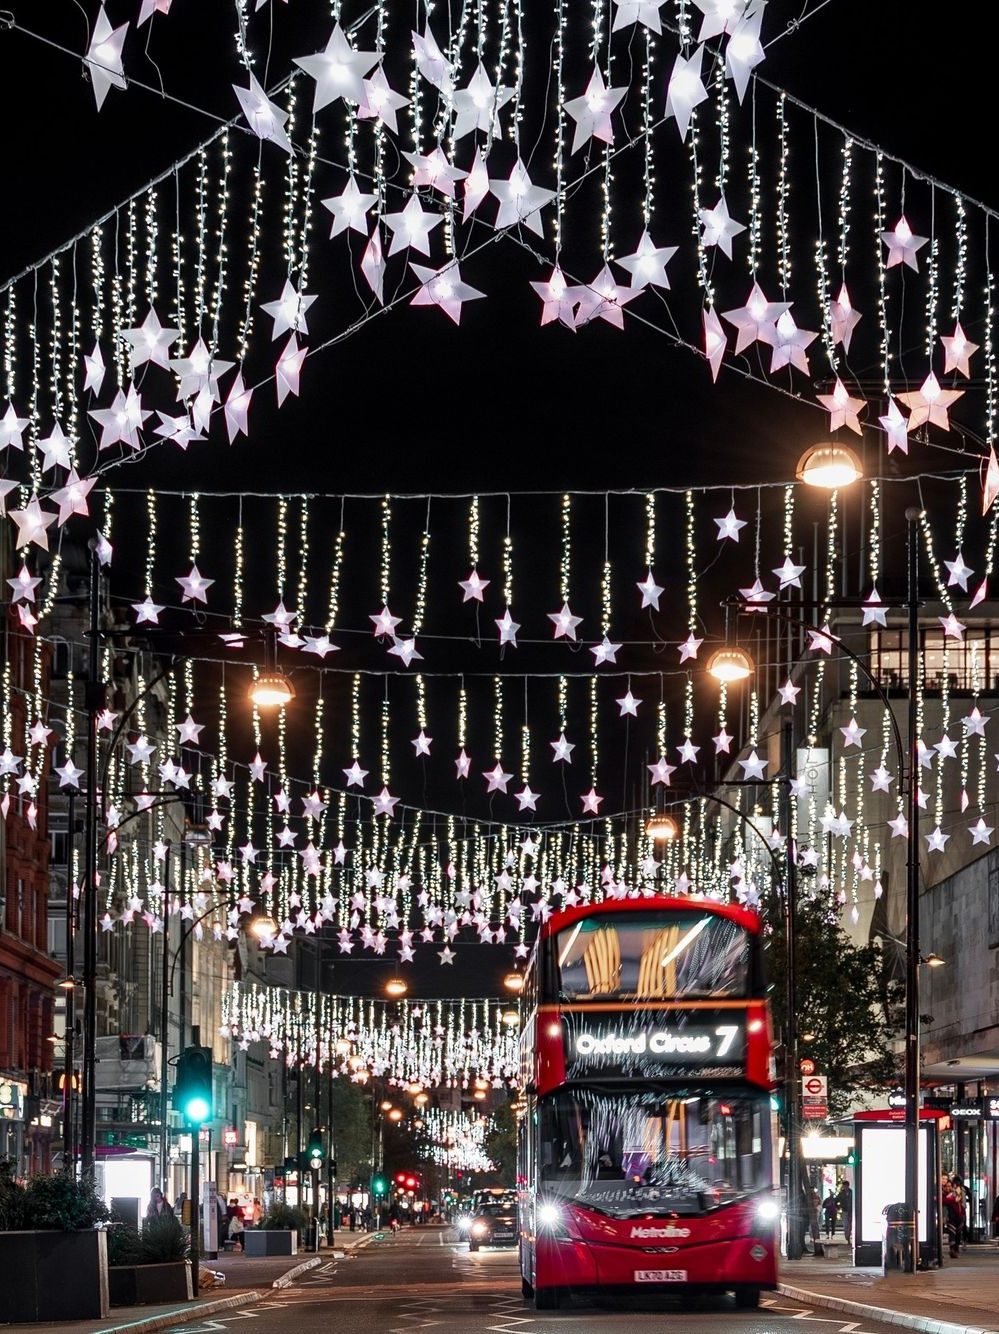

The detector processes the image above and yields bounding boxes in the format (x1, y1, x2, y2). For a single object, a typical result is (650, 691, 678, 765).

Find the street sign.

(799, 1058, 816, 1076)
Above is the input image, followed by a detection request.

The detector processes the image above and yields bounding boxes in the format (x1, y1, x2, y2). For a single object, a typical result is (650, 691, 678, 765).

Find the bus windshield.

(555, 911, 750, 1000)
(538, 1087, 770, 1219)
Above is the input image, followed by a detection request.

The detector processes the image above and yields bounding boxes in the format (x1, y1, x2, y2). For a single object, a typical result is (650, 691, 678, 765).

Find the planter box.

(0, 1229, 109, 1322)
(109, 1259, 193, 1307)
(243, 1228, 297, 1257)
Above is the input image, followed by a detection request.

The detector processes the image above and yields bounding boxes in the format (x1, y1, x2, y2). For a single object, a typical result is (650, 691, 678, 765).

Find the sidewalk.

(779, 1243, 999, 1334)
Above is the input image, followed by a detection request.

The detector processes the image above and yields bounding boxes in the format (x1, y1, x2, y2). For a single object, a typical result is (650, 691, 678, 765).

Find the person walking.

(822, 1191, 838, 1238)
(837, 1181, 853, 1245)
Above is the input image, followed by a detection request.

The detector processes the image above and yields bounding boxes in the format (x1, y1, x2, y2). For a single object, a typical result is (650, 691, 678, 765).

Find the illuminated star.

(9, 496, 57, 551)
(678, 633, 703, 662)
(132, 596, 164, 624)
(323, 176, 377, 237)
(409, 261, 485, 325)
(648, 757, 676, 786)
(721, 282, 789, 354)
(293, 23, 379, 109)
(484, 764, 513, 794)
(551, 733, 575, 763)
(176, 565, 213, 604)
(969, 818, 994, 847)
(770, 312, 818, 374)
(459, 569, 490, 602)
(383, 195, 443, 257)
(946, 550, 973, 588)
(869, 766, 894, 793)
(373, 787, 399, 817)
(451, 62, 514, 139)
(357, 67, 410, 134)
(881, 215, 928, 271)
(699, 197, 746, 260)
(715, 507, 746, 541)
(939, 612, 966, 641)
(617, 690, 641, 717)
(840, 717, 867, 747)
(940, 322, 978, 378)
(773, 557, 806, 589)
(830, 284, 862, 351)
(455, 749, 472, 778)
(261, 280, 317, 341)
(275, 334, 307, 406)
(591, 636, 621, 666)
(879, 398, 910, 455)
(530, 266, 578, 330)
(85, 6, 128, 110)
(496, 609, 520, 646)
(233, 74, 292, 153)
(637, 569, 664, 609)
(778, 679, 800, 706)
(616, 229, 678, 290)
(581, 788, 603, 814)
(123, 307, 180, 370)
(817, 377, 865, 434)
(898, 372, 963, 432)
(548, 603, 582, 640)
(703, 307, 726, 381)
(738, 749, 767, 780)
(564, 66, 626, 153)
(925, 826, 949, 853)
(515, 785, 539, 812)
(664, 44, 708, 139)
(490, 159, 555, 236)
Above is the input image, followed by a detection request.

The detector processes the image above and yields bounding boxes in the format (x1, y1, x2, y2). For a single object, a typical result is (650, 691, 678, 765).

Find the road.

(169, 1226, 903, 1333)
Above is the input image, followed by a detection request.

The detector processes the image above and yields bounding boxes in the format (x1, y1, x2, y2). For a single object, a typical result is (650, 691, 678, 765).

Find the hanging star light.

(881, 215, 928, 271)
(409, 262, 485, 324)
(564, 66, 626, 152)
(817, 377, 865, 434)
(898, 372, 963, 431)
(85, 6, 128, 110)
(233, 74, 293, 153)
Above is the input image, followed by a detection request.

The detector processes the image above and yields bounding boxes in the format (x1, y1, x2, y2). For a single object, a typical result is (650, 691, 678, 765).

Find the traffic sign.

(799, 1058, 816, 1076)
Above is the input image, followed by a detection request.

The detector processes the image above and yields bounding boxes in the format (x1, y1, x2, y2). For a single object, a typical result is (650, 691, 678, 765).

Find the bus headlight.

(755, 1199, 780, 1222)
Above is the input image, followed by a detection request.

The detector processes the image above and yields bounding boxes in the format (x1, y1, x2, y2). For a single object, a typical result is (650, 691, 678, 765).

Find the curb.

(272, 1256, 323, 1288)
(777, 1282, 999, 1334)
(94, 1289, 263, 1334)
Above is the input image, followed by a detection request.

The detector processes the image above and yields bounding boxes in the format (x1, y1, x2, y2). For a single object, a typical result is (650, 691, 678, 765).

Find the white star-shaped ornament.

(275, 335, 307, 406)
(881, 215, 928, 271)
(261, 280, 316, 341)
(357, 67, 409, 133)
(410, 261, 485, 325)
(637, 570, 664, 609)
(383, 196, 442, 257)
(490, 159, 555, 236)
(678, 633, 703, 662)
(591, 636, 621, 666)
(870, 766, 894, 792)
(898, 373, 963, 432)
(176, 714, 204, 746)
(939, 612, 966, 641)
(451, 62, 514, 139)
(817, 378, 865, 434)
(548, 603, 582, 640)
(484, 764, 513, 793)
(830, 284, 862, 350)
(725, 9, 765, 101)
(515, 785, 539, 812)
(664, 44, 708, 140)
(840, 717, 867, 747)
(940, 322, 978, 378)
(617, 691, 641, 717)
(233, 74, 292, 153)
(770, 312, 818, 374)
(969, 818, 994, 846)
(879, 398, 910, 455)
(530, 266, 578, 330)
(9, 497, 57, 551)
(648, 757, 676, 786)
(778, 679, 800, 706)
(176, 565, 213, 604)
(132, 596, 163, 624)
(581, 788, 603, 814)
(616, 229, 677, 290)
(85, 6, 128, 110)
(455, 749, 472, 778)
(323, 177, 377, 237)
(738, 750, 767, 780)
(294, 24, 379, 108)
(773, 556, 806, 589)
(721, 282, 789, 354)
(925, 826, 949, 853)
(496, 609, 520, 646)
(700, 197, 746, 259)
(551, 733, 575, 763)
(458, 569, 490, 602)
(123, 308, 180, 370)
(564, 66, 626, 153)
(714, 507, 747, 541)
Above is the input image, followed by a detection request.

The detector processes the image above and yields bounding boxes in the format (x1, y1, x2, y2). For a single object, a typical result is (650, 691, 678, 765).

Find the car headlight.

(471, 1222, 487, 1236)
(755, 1199, 780, 1222)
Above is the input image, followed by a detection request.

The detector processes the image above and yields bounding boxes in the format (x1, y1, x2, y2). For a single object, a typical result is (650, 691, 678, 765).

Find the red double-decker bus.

(517, 896, 778, 1311)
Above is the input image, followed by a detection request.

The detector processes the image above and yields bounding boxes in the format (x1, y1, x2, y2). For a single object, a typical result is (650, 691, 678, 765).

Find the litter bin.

(304, 1218, 320, 1252)
(882, 1202, 914, 1273)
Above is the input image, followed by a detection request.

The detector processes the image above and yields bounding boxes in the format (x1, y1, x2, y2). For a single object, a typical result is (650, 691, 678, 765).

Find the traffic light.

(174, 1045, 213, 1125)
(372, 1174, 388, 1196)
(307, 1129, 325, 1168)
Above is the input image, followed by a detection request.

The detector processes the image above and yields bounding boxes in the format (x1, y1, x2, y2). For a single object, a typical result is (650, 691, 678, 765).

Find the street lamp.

(706, 646, 754, 684)
(795, 442, 864, 489)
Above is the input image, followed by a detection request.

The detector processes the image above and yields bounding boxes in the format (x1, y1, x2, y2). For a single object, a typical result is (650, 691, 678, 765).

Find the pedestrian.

(822, 1191, 838, 1238)
(837, 1181, 853, 1245)
(146, 1187, 172, 1220)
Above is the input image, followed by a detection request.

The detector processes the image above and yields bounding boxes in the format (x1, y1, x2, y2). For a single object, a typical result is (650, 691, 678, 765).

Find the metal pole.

(904, 507, 922, 1272)
(80, 544, 104, 1178)
(160, 847, 172, 1193)
(62, 791, 77, 1173)
(781, 720, 802, 1260)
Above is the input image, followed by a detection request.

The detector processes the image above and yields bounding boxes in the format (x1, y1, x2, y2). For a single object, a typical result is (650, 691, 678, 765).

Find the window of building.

(870, 627, 994, 692)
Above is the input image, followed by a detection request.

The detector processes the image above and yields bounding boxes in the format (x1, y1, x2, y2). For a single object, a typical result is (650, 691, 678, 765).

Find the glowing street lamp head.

(796, 442, 863, 490)
(707, 646, 754, 684)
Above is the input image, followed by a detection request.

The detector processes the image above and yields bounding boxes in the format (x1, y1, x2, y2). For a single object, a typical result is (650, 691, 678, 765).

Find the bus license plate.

(635, 1269, 687, 1283)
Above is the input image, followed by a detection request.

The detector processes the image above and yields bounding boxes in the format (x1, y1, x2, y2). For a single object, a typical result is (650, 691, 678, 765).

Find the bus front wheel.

(535, 1288, 562, 1310)
(734, 1289, 760, 1309)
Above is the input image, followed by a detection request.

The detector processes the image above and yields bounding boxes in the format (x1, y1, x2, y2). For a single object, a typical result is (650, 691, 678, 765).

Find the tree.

(484, 1099, 517, 1183)
(763, 894, 902, 1116)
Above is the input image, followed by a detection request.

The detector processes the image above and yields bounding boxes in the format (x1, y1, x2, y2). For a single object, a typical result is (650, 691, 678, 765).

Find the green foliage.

(484, 1100, 517, 1183)
(260, 1202, 306, 1232)
(0, 1168, 112, 1232)
(764, 894, 903, 1115)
